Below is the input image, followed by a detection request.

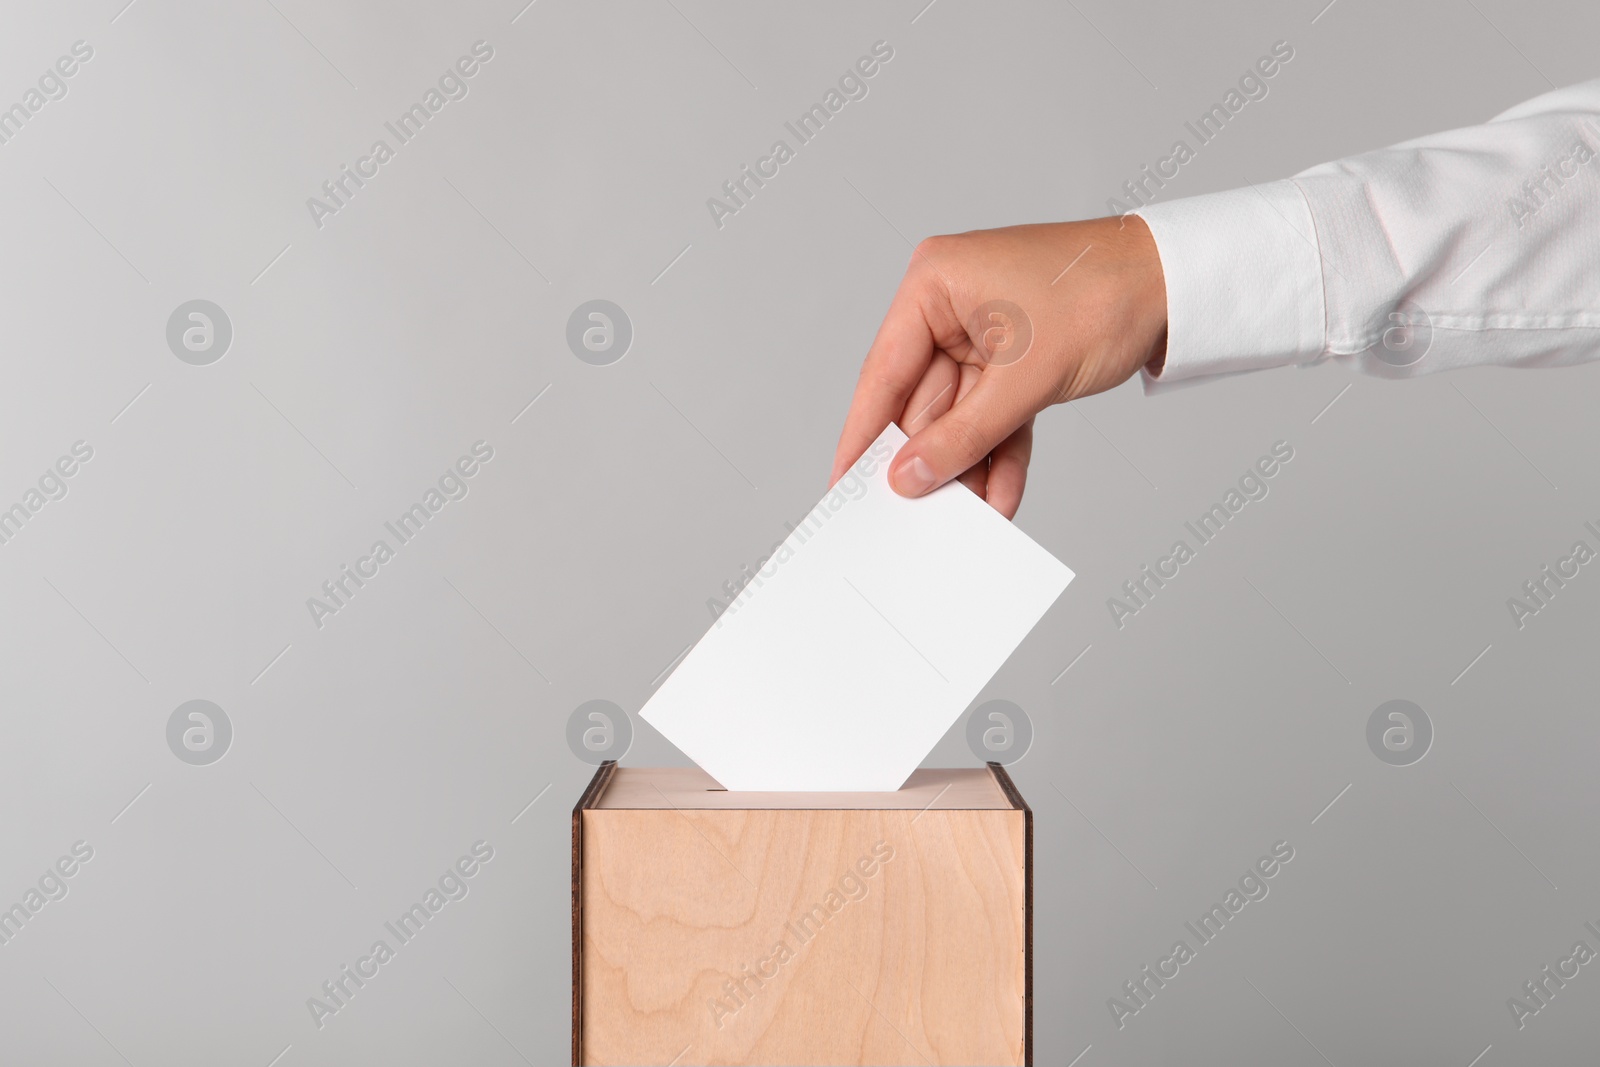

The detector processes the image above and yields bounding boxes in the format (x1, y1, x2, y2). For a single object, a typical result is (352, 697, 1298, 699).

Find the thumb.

(888, 372, 1040, 498)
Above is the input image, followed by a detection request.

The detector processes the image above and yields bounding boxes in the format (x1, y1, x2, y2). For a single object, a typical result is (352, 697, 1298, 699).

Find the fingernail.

(891, 455, 937, 497)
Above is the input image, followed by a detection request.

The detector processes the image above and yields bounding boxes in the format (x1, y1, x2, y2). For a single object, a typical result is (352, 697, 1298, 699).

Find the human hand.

(829, 215, 1168, 519)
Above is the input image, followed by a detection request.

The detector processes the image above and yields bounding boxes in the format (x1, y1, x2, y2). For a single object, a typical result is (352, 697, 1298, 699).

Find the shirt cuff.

(1133, 181, 1327, 386)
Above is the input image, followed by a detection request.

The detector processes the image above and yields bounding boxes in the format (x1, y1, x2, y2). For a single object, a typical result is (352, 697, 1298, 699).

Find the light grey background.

(1, 0, 1596, 1063)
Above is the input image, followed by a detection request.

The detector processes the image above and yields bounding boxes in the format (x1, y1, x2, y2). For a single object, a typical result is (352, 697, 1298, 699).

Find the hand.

(829, 215, 1168, 519)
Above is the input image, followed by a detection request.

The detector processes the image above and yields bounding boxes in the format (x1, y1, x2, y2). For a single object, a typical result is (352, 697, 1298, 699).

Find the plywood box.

(572, 762, 1031, 1066)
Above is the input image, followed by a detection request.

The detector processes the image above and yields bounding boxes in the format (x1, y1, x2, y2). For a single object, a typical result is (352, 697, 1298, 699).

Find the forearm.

(1136, 78, 1600, 385)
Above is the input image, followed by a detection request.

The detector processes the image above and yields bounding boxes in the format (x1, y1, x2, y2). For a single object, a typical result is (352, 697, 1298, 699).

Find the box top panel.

(591, 765, 1017, 810)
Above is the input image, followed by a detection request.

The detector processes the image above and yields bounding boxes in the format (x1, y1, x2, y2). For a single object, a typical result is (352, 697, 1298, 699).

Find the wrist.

(1111, 213, 1170, 375)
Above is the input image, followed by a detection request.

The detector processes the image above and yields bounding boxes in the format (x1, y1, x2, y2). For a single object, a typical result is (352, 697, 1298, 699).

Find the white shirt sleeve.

(1134, 79, 1600, 388)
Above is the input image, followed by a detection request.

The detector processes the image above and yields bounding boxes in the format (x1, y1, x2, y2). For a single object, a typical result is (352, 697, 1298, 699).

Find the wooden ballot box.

(572, 761, 1031, 1066)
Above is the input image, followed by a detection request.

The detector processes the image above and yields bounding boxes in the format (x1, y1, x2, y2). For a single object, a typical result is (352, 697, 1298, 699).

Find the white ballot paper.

(640, 424, 1074, 791)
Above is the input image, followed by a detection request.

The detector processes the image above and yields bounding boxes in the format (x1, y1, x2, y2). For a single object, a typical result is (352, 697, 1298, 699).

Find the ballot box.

(572, 761, 1031, 1066)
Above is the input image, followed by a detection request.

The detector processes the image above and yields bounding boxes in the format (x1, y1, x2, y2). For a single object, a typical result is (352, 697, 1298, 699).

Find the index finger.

(829, 275, 940, 486)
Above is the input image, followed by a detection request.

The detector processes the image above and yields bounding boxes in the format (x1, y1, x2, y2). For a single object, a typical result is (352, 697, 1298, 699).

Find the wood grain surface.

(576, 766, 1027, 1066)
